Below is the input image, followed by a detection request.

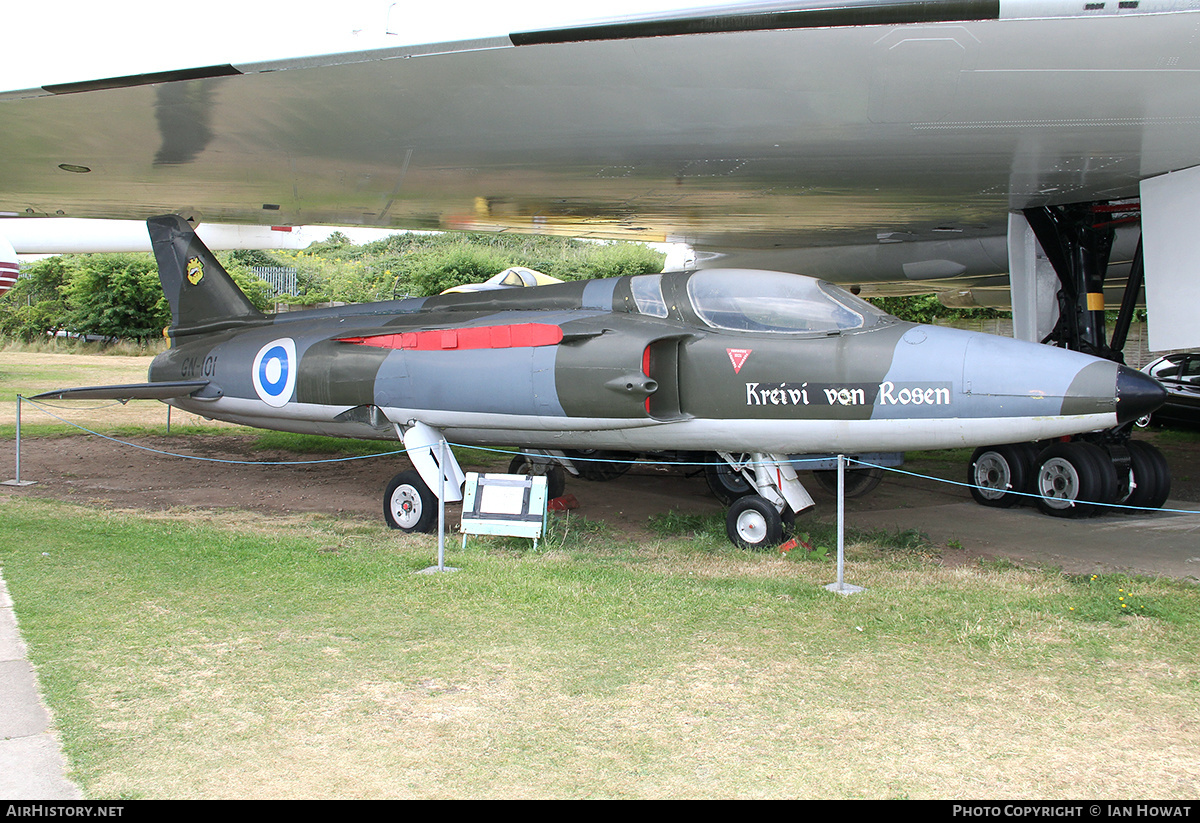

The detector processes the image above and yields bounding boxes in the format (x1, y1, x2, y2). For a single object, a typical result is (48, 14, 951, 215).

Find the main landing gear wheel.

(1033, 442, 1118, 518)
(967, 444, 1037, 508)
(384, 470, 437, 533)
(508, 454, 567, 499)
(705, 453, 753, 505)
(812, 467, 884, 499)
(726, 495, 784, 550)
(562, 449, 634, 482)
(1124, 440, 1171, 511)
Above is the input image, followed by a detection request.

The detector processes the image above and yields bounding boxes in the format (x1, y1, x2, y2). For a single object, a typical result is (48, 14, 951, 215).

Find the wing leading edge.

(31, 381, 217, 402)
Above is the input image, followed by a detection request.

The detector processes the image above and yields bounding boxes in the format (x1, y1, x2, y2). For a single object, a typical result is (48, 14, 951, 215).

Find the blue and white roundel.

(252, 338, 297, 408)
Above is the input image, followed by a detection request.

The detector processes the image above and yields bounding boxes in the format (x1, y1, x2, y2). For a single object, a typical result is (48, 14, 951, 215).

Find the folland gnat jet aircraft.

(34, 216, 1166, 548)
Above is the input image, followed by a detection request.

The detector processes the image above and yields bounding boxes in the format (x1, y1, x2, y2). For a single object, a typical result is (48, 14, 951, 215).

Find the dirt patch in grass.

(4, 426, 1199, 577)
(0, 431, 723, 541)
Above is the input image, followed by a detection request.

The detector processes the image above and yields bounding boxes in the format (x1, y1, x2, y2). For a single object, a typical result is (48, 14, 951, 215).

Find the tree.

(62, 254, 170, 343)
(0, 256, 72, 341)
(406, 245, 513, 296)
(273, 231, 668, 302)
(217, 254, 279, 312)
(866, 293, 1005, 324)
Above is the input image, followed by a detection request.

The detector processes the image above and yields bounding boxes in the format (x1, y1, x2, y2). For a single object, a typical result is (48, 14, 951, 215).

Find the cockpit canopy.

(634, 269, 891, 333)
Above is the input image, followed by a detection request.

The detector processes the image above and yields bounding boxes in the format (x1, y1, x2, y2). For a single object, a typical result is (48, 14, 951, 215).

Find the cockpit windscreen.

(687, 270, 889, 333)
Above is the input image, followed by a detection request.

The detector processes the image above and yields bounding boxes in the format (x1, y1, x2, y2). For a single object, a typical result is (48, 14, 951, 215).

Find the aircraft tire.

(967, 444, 1036, 508)
(562, 449, 634, 482)
(705, 454, 754, 505)
(384, 470, 437, 533)
(812, 466, 884, 499)
(507, 455, 567, 499)
(1032, 442, 1118, 518)
(1125, 441, 1171, 511)
(726, 495, 784, 550)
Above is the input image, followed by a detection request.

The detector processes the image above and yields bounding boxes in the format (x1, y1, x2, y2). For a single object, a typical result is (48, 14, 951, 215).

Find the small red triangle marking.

(727, 348, 752, 373)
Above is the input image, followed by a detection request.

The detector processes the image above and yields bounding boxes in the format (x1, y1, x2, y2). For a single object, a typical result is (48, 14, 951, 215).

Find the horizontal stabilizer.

(31, 381, 215, 401)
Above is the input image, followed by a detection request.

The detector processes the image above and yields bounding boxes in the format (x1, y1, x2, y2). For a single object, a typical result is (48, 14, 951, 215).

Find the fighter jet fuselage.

(34, 215, 1167, 545)
(151, 265, 1149, 458)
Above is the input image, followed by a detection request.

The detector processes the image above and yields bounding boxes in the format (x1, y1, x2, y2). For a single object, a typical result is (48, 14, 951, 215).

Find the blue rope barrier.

(850, 458, 1200, 516)
(20, 399, 408, 466)
(18, 397, 1198, 516)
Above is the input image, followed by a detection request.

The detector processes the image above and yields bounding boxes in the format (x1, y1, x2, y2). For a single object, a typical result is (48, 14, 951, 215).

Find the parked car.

(1140, 353, 1200, 426)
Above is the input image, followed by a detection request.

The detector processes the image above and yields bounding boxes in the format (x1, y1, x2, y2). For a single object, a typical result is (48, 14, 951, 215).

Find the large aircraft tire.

(508, 454, 567, 499)
(705, 455, 754, 505)
(1078, 442, 1120, 514)
(1125, 441, 1172, 511)
(812, 466, 884, 498)
(1033, 442, 1118, 518)
(384, 470, 437, 533)
(726, 495, 784, 550)
(967, 444, 1036, 508)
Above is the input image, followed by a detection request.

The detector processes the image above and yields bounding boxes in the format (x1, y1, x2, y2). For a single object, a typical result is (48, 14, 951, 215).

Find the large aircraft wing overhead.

(3, 1, 1200, 339)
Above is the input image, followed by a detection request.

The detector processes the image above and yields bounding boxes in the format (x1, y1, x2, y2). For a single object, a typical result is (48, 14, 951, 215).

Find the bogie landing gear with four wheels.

(967, 437, 1171, 518)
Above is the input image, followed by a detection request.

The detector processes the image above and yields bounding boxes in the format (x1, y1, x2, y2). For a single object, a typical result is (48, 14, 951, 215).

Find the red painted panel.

(339, 323, 564, 351)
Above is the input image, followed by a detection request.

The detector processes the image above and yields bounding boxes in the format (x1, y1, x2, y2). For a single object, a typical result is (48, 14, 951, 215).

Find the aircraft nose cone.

(1116, 365, 1167, 425)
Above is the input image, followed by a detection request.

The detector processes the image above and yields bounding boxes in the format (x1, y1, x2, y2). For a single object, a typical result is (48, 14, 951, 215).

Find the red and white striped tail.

(0, 236, 16, 297)
(0, 262, 17, 291)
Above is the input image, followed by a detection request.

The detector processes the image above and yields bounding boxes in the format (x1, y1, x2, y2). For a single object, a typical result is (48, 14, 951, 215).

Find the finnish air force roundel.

(252, 338, 297, 407)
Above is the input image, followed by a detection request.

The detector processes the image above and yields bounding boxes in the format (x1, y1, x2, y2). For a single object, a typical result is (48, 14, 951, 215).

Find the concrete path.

(0, 572, 82, 800)
(847, 480, 1200, 581)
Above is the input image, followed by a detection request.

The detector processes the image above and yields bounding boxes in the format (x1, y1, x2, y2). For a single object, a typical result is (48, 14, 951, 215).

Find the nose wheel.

(714, 452, 814, 548)
(726, 495, 784, 550)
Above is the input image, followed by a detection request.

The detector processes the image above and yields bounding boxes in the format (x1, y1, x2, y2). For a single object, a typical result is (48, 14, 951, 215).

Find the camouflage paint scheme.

(135, 215, 1154, 457)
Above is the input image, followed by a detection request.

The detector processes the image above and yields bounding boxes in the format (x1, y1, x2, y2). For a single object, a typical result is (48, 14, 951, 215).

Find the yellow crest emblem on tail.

(186, 256, 204, 285)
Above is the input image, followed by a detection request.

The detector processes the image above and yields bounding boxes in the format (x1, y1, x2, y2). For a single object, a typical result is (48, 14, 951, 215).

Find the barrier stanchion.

(3, 396, 37, 487)
(415, 438, 459, 575)
(825, 454, 863, 596)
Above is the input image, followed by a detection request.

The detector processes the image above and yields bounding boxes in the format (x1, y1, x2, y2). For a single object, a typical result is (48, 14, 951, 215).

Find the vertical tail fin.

(148, 214, 265, 338)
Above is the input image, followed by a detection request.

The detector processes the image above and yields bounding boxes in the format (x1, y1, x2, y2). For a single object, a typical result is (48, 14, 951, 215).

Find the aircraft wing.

(3, 1, 1200, 333)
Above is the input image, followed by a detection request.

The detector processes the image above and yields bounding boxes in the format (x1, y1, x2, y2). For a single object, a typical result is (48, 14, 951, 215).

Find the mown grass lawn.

(3, 495, 1199, 799)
